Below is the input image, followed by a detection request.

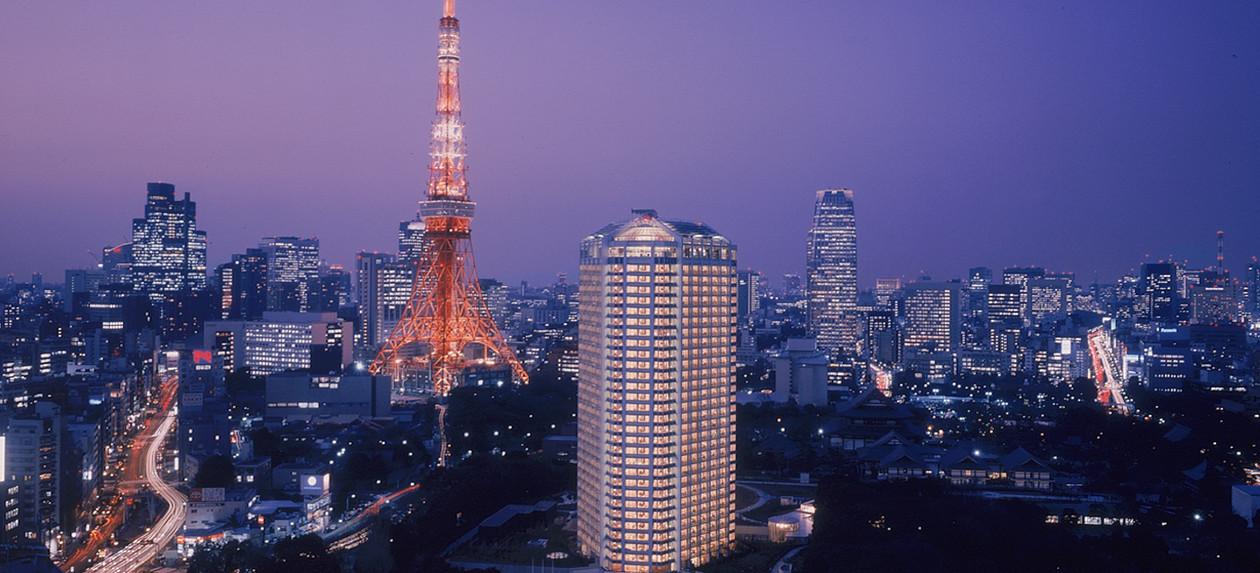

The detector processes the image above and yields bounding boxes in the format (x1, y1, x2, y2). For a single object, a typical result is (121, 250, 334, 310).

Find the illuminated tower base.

(371, 200, 526, 396)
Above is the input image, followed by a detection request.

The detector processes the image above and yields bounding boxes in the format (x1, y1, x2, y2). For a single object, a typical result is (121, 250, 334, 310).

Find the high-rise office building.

(316, 265, 351, 312)
(1001, 267, 1044, 325)
(902, 282, 961, 354)
(1245, 261, 1260, 315)
(864, 309, 899, 365)
(986, 284, 1022, 353)
(260, 237, 321, 312)
(961, 267, 992, 349)
(0, 402, 63, 547)
(354, 252, 413, 354)
(782, 274, 803, 298)
(874, 278, 902, 309)
(1, 415, 41, 545)
(577, 210, 737, 571)
(807, 189, 858, 355)
(736, 269, 761, 324)
(216, 248, 269, 320)
(63, 268, 105, 313)
(1027, 277, 1071, 323)
(480, 279, 510, 327)
(966, 267, 991, 317)
(100, 242, 133, 285)
(398, 219, 428, 265)
(1141, 262, 1179, 324)
(130, 182, 207, 297)
(968, 267, 993, 291)
(1191, 285, 1235, 325)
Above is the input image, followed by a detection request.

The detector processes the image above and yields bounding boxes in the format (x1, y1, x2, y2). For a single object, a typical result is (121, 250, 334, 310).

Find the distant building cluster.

(726, 189, 1260, 405)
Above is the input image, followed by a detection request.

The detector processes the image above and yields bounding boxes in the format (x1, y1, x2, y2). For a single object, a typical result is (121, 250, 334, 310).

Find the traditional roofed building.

(827, 388, 919, 450)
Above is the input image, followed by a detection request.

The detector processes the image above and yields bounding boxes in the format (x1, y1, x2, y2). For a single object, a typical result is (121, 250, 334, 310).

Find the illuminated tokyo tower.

(371, 0, 528, 397)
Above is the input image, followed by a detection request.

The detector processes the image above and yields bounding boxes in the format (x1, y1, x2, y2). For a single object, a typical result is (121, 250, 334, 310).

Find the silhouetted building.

(737, 269, 761, 324)
(265, 372, 390, 422)
(216, 248, 269, 320)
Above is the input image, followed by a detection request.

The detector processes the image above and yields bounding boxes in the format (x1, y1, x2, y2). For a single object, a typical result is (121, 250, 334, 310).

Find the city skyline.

(3, 1, 1259, 284)
(3, 3, 1260, 571)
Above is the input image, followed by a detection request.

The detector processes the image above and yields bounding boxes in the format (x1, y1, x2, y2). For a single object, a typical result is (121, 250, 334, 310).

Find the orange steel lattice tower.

(371, 0, 527, 396)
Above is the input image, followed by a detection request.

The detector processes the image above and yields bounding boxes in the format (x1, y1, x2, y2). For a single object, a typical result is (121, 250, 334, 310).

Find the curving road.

(770, 545, 805, 573)
(324, 483, 423, 552)
(736, 482, 773, 524)
(62, 377, 178, 572)
(86, 402, 186, 573)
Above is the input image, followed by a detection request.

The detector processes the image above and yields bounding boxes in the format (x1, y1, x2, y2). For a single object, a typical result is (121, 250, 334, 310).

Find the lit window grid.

(578, 227, 736, 572)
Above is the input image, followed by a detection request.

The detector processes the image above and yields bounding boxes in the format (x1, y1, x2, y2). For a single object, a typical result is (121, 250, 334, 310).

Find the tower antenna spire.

(1217, 230, 1226, 273)
(372, 0, 527, 406)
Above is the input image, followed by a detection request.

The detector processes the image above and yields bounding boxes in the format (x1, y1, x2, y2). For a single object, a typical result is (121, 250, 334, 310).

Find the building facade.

(204, 312, 351, 377)
(216, 248, 269, 320)
(265, 372, 390, 421)
(130, 182, 207, 297)
(577, 210, 737, 571)
(902, 282, 961, 354)
(986, 283, 1022, 354)
(806, 189, 858, 356)
(736, 270, 760, 325)
(354, 252, 414, 355)
(773, 338, 829, 407)
(259, 237, 321, 313)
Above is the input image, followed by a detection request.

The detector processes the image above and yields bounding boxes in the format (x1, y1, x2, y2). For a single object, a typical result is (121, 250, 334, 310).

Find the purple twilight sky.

(2, 1, 1258, 288)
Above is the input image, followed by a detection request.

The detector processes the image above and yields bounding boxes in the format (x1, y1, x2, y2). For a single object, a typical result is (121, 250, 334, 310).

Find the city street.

(59, 377, 180, 573)
(85, 396, 185, 573)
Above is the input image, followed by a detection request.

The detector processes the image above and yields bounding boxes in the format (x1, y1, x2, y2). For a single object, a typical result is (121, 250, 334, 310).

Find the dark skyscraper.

(129, 182, 207, 297)
(967, 266, 992, 312)
(1141, 262, 1179, 324)
(964, 266, 992, 348)
(100, 242, 132, 285)
(737, 269, 761, 324)
(216, 248, 268, 320)
(807, 188, 858, 356)
(1246, 260, 1260, 316)
(317, 265, 351, 313)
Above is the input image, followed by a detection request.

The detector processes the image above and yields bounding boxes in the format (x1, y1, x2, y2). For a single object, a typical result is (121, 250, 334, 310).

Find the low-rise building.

(265, 371, 391, 422)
